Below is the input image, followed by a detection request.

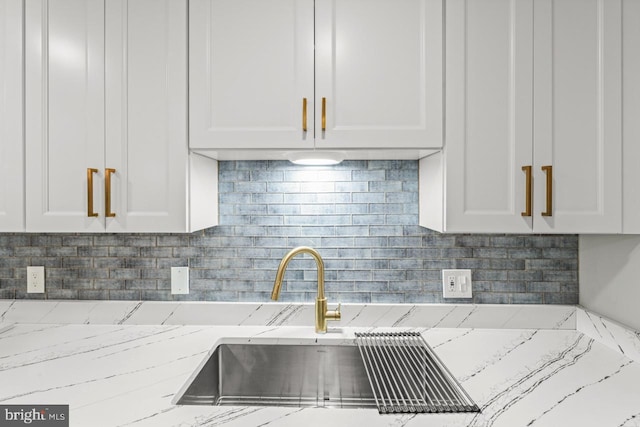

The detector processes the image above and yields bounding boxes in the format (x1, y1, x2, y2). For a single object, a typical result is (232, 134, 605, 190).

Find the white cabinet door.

(421, 0, 622, 234)
(533, 0, 622, 233)
(105, 0, 190, 232)
(25, 0, 216, 233)
(0, 0, 24, 232)
(315, 0, 442, 149)
(189, 0, 315, 150)
(189, 0, 443, 152)
(623, 0, 640, 233)
(25, 0, 106, 232)
(423, 0, 533, 233)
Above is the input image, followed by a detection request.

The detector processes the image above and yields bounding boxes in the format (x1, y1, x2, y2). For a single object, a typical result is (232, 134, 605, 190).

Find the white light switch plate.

(27, 266, 45, 293)
(442, 269, 472, 299)
(171, 267, 189, 294)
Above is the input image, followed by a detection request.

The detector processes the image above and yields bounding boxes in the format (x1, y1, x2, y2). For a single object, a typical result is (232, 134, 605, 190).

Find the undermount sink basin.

(175, 334, 480, 414)
(175, 342, 377, 409)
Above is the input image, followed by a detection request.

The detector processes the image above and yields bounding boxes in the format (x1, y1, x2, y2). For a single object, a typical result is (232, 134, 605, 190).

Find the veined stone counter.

(0, 301, 638, 427)
(0, 301, 576, 329)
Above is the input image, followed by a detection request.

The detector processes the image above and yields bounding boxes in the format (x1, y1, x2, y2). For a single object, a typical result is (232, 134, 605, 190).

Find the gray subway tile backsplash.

(0, 160, 579, 304)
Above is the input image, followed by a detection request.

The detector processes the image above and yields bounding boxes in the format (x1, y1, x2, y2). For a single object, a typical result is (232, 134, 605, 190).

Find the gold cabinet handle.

(521, 165, 532, 217)
(302, 98, 308, 132)
(321, 97, 326, 131)
(541, 165, 553, 216)
(105, 168, 116, 218)
(87, 168, 99, 217)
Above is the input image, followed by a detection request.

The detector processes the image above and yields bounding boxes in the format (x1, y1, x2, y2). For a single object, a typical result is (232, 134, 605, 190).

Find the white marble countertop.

(0, 301, 639, 427)
(0, 300, 577, 329)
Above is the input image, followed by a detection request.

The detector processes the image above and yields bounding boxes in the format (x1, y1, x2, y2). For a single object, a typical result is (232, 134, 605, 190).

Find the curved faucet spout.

(271, 246, 340, 333)
(271, 246, 325, 301)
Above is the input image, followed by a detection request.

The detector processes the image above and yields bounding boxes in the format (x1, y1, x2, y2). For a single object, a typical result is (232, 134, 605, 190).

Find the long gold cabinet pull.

(541, 165, 553, 216)
(521, 166, 532, 217)
(105, 168, 116, 218)
(302, 98, 308, 132)
(87, 168, 99, 217)
(321, 97, 327, 131)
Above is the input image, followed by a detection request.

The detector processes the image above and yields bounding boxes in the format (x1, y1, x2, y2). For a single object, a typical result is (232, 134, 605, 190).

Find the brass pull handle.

(87, 168, 99, 217)
(302, 98, 308, 132)
(541, 165, 553, 216)
(321, 97, 326, 131)
(521, 166, 532, 217)
(105, 168, 116, 218)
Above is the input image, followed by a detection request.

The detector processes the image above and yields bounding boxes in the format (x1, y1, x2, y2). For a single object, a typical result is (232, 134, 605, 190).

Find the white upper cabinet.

(314, 0, 442, 149)
(532, 0, 621, 233)
(430, 0, 534, 233)
(420, 0, 622, 234)
(25, 0, 218, 233)
(189, 0, 315, 150)
(26, 0, 106, 233)
(105, 0, 194, 232)
(189, 0, 443, 151)
(623, 0, 640, 234)
(0, 0, 24, 232)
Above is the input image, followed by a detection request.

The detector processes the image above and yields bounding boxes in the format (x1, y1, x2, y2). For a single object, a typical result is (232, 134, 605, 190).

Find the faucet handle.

(327, 303, 341, 321)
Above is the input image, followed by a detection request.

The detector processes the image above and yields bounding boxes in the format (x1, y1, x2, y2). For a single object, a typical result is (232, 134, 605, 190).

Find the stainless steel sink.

(175, 343, 377, 409)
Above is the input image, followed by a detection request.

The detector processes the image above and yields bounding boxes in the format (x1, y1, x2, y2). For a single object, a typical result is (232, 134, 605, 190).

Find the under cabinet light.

(287, 151, 345, 166)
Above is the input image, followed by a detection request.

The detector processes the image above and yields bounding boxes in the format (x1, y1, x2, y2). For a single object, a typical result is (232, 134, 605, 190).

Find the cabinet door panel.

(315, 0, 442, 149)
(105, 0, 188, 232)
(444, 0, 533, 232)
(533, 0, 621, 233)
(0, 0, 24, 231)
(25, 0, 105, 232)
(189, 0, 314, 150)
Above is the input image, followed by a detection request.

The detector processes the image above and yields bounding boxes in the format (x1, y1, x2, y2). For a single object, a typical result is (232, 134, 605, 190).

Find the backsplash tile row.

(0, 160, 578, 304)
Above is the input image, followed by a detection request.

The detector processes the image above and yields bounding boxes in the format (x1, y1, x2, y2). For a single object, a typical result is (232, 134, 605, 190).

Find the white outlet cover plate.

(171, 267, 189, 294)
(442, 269, 472, 299)
(27, 266, 45, 293)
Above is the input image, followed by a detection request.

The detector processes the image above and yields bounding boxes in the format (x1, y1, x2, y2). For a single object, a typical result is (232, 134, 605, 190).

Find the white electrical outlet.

(442, 269, 472, 299)
(27, 266, 45, 293)
(171, 267, 189, 294)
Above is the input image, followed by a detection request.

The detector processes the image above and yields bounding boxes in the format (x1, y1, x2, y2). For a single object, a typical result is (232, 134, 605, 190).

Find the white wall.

(580, 235, 640, 330)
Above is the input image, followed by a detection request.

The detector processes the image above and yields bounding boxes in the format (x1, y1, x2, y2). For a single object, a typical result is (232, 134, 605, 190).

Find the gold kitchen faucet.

(271, 246, 341, 333)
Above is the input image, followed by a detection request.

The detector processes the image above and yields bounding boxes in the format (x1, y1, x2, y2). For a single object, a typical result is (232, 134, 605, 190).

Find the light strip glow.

(287, 151, 345, 166)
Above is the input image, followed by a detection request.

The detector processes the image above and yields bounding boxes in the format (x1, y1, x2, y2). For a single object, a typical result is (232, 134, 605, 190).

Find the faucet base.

(315, 298, 341, 333)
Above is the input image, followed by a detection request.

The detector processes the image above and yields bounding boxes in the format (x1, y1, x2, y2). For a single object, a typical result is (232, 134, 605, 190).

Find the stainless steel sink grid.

(355, 332, 480, 414)
(175, 335, 479, 415)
